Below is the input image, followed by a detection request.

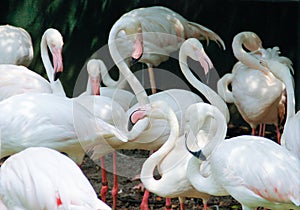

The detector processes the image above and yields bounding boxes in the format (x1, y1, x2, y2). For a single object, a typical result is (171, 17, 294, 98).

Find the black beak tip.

(130, 57, 139, 66)
(54, 72, 62, 81)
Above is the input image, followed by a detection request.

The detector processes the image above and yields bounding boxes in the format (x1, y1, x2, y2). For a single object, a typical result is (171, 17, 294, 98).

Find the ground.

(81, 123, 279, 210)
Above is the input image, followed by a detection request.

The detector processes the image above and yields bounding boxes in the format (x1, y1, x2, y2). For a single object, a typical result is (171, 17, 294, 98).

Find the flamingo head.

(87, 59, 101, 95)
(182, 38, 214, 76)
(123, 21, 143, 65)
(45, 28, 64, 81)
(242, 32, 263, 52)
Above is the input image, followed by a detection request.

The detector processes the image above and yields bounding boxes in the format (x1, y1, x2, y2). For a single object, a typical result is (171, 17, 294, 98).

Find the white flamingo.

(0, 147, 111, 210)
(185, 103, 300, 210)
(108, 6, 225, 93)
(80, 59, 137, 111)
(0, 24, 33, 67)
(0, 93, 127, 164)
(0, 28, 65, 101)
(259, 58, 299, 160)
(136, 38, 230, 210)
(217, 31, 291, 142)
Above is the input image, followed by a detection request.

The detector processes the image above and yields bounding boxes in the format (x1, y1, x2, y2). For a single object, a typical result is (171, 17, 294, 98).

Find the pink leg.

(262, 124, 266, 137)
(179, 201, 185, 210)
(203, 202, 207, 210)
(276, 125, 281, 144)
(100, 157, 108, 202)
(165, 198, 172, 210)
(140, 189, 150, 210)
(251, 128, 256, 136)
(111, 151, 118, 210)
(258, 124, 263, 136)
(147, 65, 157, 94)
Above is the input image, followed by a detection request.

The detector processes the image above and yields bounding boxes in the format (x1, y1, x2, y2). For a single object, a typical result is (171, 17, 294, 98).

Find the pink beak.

(51, 47, 63, 81)
(195, 49, 214, 75)
(90, 77, 100, 96)
(131, 32, 143, 65)
(130, 109, 146, 124)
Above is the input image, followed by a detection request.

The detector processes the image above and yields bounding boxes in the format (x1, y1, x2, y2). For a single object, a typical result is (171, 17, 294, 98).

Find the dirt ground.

(81, 123, 279, 210)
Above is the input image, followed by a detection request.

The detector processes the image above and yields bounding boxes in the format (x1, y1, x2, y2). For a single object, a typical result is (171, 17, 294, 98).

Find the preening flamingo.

(0, 147, 111, 210)
(108, 6, 225, 93)
(0, 93, 127, 164)
(259, 58, 299, 160)
(217, 31, 290, 142)
(186, 103, 300, 210)
(0, 24, 33, 67)
(0, 28, 65, 101)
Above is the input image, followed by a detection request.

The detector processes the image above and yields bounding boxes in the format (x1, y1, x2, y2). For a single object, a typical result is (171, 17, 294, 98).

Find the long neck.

(40, 35, 65, 96)
(99, 61, 127, 89)
(108, 25, 149, 106)
(277, 70, 296, 122)
(232, 35, 268, 73)
(140, 108, 179, 191)
(187, 105, 228, 196)
(179, 51, 230, 123)
(187, 158, 227, 196)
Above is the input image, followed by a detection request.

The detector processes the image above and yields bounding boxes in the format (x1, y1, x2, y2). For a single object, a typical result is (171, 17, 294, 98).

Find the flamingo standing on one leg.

(0, 147, 111, 210)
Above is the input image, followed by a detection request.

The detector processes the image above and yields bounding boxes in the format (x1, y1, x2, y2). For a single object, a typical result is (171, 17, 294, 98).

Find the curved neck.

(140, 107, 179, 191)
(232, 35, 269, 74)
(187, 158, 227, 195)
(179, 51, 230, 123)
(108, 26, 149, 106)
(99, 61, 127, 89)
(40, 35, 65, 96)
(277, 70, 295, 122)
(186, 104, 228, 196)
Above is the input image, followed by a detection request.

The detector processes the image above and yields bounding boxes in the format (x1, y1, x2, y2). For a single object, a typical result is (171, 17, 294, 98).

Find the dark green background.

(1, 0, 299, 112)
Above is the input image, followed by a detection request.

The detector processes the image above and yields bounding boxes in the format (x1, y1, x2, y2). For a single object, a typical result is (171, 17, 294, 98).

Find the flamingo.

(136, 38, 230, 210)
(0, 28, 65, 101)
(136, 101, 220, 210)
(108, 6, 225, 93)
(0, 93, 127, 165)
(217, 31, 291, 142)
(80, 59, 137, 111)
(0, 24, 33, 67)
(0, 147, 111, 210)
(185, 103, 300, 210)
(259, 58, 299, 160)
(106, 28, 225, 208)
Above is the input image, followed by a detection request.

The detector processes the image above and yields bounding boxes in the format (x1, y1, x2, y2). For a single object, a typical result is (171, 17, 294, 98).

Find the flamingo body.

(0, 147, 111, 210)
(0, 25, 33, 67)
(186, 103, 300, 210)
(0, 93, 126, 164)
(0, 28, 65, 101)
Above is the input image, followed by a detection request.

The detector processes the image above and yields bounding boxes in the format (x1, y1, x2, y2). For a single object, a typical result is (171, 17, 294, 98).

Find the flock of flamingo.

(0, 5, 299, 210)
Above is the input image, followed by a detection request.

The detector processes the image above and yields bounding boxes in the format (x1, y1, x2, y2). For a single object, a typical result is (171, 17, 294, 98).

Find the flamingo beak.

(130, 32, 143, 66)
(195, 48, 214, 83)
(90, 77, 100, 96)
(51, 47, 63, 81)
(128, 108, 146, 130)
